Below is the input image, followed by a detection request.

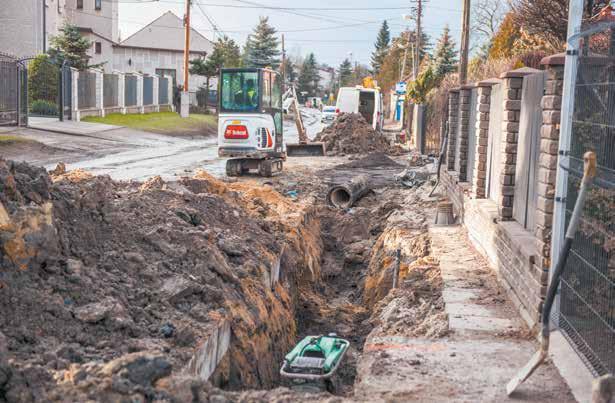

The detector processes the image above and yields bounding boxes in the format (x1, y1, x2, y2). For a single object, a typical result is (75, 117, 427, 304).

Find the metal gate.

(0, 53, 26, 126)
(486, 82, 504, 202)
(27, 56, 61, 118)
(555, 22, 615, 376)
(514, 72, 546, 231)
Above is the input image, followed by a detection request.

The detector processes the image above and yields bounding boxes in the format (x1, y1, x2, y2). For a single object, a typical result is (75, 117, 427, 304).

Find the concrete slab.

(449, 315, 516, 332)
(356, 335, 576, 402)
(445, 302, 500, 318)
(28, 117, 121, 135)
(442, 288, 482, 304)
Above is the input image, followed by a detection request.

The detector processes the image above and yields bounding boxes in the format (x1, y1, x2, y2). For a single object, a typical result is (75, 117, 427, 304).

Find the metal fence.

(159, 77, 169, 104)
(143, 76, 153, 105)
(557, 23, 615, 376)
(0, 54, 22, 125)
(103, 74, 118, 107)
(78, 71, 97, 109)
(125, 75, 137, 107)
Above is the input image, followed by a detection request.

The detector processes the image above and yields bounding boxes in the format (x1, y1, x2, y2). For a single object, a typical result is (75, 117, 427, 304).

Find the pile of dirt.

(0, 158, 325, 402)
(315, 114, 398, 156)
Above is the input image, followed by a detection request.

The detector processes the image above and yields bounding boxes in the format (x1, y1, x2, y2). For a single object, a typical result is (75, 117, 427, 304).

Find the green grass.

(82, 112, 217, 135)
(0, 134, 32, 144)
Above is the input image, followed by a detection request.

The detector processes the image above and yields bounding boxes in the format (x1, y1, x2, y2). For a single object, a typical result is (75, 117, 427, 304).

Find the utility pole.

(281, 34, 286, 92)
(414, 0, 421, 80)
(459, 0, 471, 84)
(181, 0, 191, 117)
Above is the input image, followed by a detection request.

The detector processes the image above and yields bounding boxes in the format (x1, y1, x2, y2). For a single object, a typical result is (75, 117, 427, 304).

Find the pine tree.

(431, 25, 457, 78)
(371, 20, 390, 75)
(48, 23, 93, 70)
(210, 35, 241, 69)
(244, 17, 281, 68)
(297, 53, 320, 98)
(338, 58, 353, 87)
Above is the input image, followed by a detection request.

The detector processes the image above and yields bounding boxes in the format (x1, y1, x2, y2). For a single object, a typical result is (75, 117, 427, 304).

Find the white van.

(335, 86, 384, 131)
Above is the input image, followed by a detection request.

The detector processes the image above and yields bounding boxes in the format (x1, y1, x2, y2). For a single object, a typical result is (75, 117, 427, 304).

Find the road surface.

(3, 108, 323, 181)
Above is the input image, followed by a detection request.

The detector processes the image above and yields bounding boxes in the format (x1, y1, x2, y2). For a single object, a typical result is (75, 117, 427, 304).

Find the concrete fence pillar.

(472, 79, 499, 199)
(115, 71, 126, 114)
(94, 69, 104, 117)
(167, 76, 174, 110)
(71, 68, 80, 122)
(447, 89, 460, 171)
(135, 72, 144, 114)
(535, 54, 565, 288)
(497, 69, 534, 221)
(457, 85, 473, 181)
(153, 75, 160, 112)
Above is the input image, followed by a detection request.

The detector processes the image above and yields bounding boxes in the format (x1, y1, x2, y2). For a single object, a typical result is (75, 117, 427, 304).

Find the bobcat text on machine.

(217, 67, 285, 177)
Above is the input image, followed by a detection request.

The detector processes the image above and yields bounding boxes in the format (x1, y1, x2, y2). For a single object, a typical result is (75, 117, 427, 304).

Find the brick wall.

(447, 89, 460, 171)
(439, 63, 565, 328)
(456, 86, 472, 180)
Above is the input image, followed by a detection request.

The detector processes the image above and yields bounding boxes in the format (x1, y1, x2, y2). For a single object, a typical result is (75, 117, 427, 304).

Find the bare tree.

(472, 0, 507, 38)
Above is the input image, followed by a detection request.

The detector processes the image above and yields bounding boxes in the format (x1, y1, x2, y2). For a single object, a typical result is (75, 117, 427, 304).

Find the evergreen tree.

(244, 17, 281, 68)
(48, 24, 93, 69)
(210, 35, 241, 69)
(297, 53, 320, 98)
(431, 26, 457, 78)
(371, 20, 390, 75)
(338, 58, 353, 87)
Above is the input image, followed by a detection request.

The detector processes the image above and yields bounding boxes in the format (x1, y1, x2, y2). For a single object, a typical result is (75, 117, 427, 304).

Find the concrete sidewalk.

(354, 225, 576, 402)
(28, 117, 120, 135)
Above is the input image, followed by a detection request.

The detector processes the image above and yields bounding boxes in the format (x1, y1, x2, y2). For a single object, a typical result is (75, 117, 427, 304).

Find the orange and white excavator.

(217, 67, 324, 177)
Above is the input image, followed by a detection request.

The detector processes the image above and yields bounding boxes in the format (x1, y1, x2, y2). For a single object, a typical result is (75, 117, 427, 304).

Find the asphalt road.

(5, 108, 323, 181)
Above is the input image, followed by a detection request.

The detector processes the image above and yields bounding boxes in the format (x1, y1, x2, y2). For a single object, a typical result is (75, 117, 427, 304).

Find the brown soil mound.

(0, 158, 324, 402)
(315, 113, 395, 156)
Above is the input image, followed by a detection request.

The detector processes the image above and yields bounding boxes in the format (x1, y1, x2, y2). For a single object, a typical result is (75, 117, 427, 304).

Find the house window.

(76, 0, 83, 9)
(95, 42, 102, 54)
(95, 0, 101, 10)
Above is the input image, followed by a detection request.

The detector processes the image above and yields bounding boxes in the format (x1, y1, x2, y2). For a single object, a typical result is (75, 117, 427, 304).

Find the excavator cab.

(218, 68, 285, 176)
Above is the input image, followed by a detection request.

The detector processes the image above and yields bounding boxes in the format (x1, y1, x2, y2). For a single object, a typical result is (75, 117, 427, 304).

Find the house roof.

(117, 11, 213, 54)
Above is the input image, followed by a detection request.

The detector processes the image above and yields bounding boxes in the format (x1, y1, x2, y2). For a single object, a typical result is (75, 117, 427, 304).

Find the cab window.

(262, 71, 271, 108)
(271, 73, 282, 109)
(220, 71, 259, 112)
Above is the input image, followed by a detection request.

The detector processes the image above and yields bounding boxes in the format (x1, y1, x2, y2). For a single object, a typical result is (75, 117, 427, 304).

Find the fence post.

(535, 54, 565, 290)
(116, 71, 126, 114)
(457, 85, 473, 181)
(498, 68, 535, 221)
(446, 88, 460, 171)
(167, 76, 174, 111)
(135, 72, 144, 114)
(153, 75, 160, 112)
(473, 79, 499, 199)
(71, 68, 80, 122)
(95, 68, 104, 117)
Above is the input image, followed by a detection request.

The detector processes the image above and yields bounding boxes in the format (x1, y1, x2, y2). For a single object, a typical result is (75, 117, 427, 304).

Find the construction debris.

(326, 174, 370, 209)
(314, 114, 400, 156)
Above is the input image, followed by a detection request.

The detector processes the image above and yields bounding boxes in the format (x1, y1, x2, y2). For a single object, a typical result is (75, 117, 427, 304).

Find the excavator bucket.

(286, 142, 326, 157)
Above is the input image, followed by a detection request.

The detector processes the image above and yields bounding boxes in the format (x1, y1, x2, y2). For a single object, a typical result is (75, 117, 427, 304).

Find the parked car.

(321, 106, 337, 125)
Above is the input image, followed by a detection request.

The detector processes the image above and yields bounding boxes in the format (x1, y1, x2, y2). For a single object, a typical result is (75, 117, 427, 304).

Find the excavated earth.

(314, 114, 406, 156)
(0, 153, 445, 402)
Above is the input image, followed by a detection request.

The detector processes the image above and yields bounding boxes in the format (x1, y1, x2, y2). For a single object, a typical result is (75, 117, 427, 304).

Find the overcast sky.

(119, 0, 464, 67)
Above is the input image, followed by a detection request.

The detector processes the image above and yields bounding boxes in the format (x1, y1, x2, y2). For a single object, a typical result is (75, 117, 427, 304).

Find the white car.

(335, 86, 384, 131)
(321, 106, 337, 125)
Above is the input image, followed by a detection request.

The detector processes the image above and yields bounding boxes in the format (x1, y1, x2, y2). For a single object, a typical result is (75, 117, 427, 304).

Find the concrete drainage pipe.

(326, 175, 370, 209)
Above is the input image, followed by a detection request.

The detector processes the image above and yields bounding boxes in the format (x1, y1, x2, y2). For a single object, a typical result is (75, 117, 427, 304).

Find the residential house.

(112, 11, 215, 98)
(0, 0, 118, 61)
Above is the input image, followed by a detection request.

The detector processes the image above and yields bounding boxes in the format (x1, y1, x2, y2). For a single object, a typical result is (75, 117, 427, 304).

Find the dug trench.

(0, 154, 445, 402)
